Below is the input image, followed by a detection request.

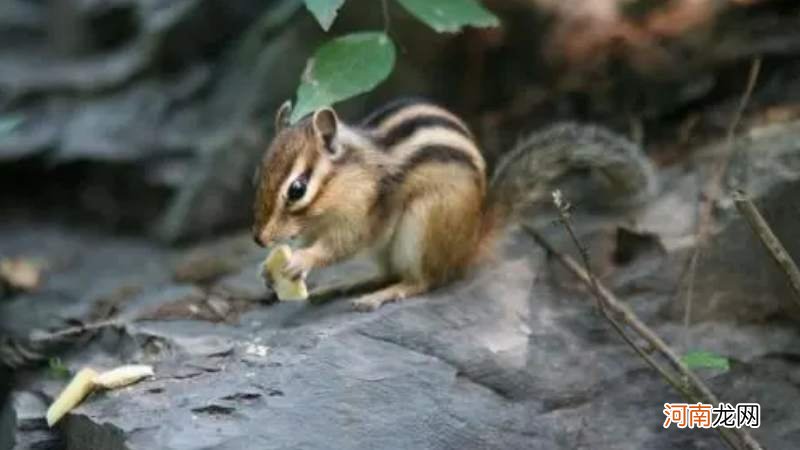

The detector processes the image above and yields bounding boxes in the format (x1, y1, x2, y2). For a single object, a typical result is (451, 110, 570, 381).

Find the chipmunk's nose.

(253, 227, 268, 247)
(253, 234, 265, 247)
(253, 228, 275, 248)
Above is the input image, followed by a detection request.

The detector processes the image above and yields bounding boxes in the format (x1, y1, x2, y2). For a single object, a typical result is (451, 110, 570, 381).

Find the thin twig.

(733, 190, 800, 308)
(381, 0, 391, 34)
(694, 56, 762, 255)
(682, 247, 698, 351)
(523, 221, 763, 450)
(551, 191, 602, 310)
(714, 57, 762, 201)
(677, 57, 762, 350)
(30, 319, 124, 342)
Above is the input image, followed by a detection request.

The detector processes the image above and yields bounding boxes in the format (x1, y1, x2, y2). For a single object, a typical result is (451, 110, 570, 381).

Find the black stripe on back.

(372, 145, 480, 219)
(404, 145, 478, 173)
(378, 115, 472, 149)
(360, 97, 431, 128)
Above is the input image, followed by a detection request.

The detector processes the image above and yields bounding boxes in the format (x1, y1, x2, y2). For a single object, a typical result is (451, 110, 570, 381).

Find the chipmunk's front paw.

(281, 250, 312, 281)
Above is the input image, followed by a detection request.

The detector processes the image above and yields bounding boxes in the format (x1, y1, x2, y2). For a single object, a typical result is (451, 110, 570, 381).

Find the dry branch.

(733, 190, 800, 308)
(676, 58, 762, 352)
(29, 319, 124, 343)
(523, 218, 764, 450)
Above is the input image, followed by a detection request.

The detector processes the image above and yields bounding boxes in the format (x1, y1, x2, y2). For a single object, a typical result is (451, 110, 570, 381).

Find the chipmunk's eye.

(287, 173, 308, 203)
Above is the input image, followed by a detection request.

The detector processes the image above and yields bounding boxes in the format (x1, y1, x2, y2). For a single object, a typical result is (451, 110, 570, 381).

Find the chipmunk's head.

(252, 101, 345, 247)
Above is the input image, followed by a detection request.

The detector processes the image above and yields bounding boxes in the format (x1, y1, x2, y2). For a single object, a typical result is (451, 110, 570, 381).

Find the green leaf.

(396, 0, 500, 33)
(0, 115, 23, 136)
(291, 32, 395, 123)
(304, 0, 345, 31)
(681, 351, 730, 372)
(48, 357, 72, 380)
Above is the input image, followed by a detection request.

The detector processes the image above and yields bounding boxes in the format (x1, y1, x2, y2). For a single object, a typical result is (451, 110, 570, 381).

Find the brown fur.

(399, 164, 485, 284)
(252, 101, 496, 311)
(253, 100, 659, 312)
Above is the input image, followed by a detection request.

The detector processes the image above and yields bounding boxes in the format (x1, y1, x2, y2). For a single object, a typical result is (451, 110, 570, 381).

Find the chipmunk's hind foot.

(351, 281, 429, 312)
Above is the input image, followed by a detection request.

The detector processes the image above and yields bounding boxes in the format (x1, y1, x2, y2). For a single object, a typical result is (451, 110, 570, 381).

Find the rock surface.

(3, 201, 800, 449)
(657, 121, 800, 323)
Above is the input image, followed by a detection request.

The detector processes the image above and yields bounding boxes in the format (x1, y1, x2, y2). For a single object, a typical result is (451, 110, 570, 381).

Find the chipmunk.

(252, 98, 657, 311)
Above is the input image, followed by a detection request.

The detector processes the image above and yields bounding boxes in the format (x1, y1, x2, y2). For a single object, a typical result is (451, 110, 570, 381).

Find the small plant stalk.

(733, 189, 800, 308)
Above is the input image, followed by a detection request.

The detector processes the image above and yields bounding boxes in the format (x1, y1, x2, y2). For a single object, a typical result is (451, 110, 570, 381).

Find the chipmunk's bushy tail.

(485, 122, 658, 227)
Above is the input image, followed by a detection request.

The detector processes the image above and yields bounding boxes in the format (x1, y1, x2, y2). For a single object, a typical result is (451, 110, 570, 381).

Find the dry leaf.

(0, 257, 42, 292)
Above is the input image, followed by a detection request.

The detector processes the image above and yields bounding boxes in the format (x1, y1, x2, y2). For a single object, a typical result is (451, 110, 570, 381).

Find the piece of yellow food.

(46, 364, 155, 427)
(261, 245, 308, 301)
(46, 368, 98, 427)
(94, 365, 154, 389)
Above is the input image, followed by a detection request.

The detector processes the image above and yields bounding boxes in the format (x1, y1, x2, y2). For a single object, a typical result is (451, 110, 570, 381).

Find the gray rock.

(5, 121, 800, 450)
(8, 391, 62, 450)
(652, 121, 800, 322)
(4, 219, 798, 450)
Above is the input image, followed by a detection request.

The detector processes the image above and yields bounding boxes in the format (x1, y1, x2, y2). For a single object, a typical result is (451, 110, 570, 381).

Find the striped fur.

(253, 98, 656, 311)
(378, 115, 472, 148)
(370, 102, 473, 142)
(252, 99, 489, 309)
(359, 97, 428, 128)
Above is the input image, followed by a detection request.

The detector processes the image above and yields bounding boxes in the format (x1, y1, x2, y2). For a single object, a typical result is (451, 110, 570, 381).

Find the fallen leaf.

(681, 350, 730, 372)
(0, 257, 43, 293)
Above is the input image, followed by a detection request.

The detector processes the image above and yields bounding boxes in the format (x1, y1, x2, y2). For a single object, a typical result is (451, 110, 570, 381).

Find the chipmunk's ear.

(275, 100, 292, 132)
(312, 107, 339, 154)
